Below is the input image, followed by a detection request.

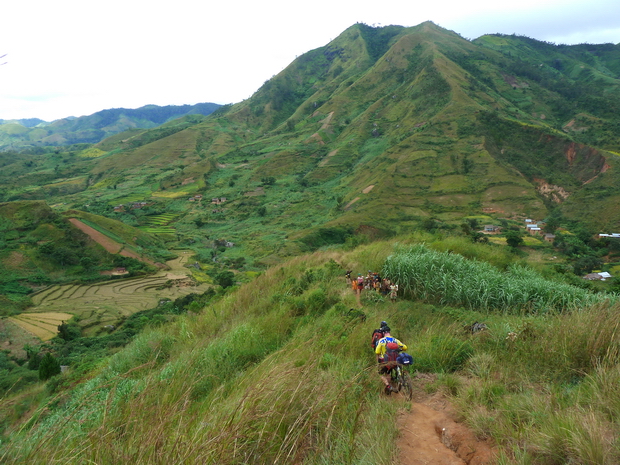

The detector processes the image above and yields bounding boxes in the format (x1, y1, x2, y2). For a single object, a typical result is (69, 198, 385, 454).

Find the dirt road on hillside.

(397, 374, 497, 464)
(68, 218, 159, 266)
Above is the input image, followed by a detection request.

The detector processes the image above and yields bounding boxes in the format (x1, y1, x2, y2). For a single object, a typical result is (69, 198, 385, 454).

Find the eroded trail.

(397, 375, 497, 465)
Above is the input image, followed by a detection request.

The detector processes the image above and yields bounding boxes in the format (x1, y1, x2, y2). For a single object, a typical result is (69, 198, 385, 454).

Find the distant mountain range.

(0, 102, 221, 150)
(1, 22, 620, 254)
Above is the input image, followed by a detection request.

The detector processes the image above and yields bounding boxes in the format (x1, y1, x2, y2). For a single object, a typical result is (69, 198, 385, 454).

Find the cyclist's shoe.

(384, 385, 392, 395)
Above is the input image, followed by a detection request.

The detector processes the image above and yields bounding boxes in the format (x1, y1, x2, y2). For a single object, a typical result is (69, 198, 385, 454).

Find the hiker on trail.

(345, 270, 352, 284)
(389, 283, 399, 303)
(375, 326, 407, 394)
(370, 321, 389, 350)
(380, 279, 390, 296)
(356, 274, 364, 296)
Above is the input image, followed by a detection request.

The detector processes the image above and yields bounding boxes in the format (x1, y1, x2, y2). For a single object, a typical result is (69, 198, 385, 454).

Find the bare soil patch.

(343, 197, 360, 210)
(68, 218, 158, 266)
(244, 187, 265, 197)
(318, 149, 338, 167)
(397, 374, 497, 465)
(69, 218, 122, 254)
(362, 185, 375, 194)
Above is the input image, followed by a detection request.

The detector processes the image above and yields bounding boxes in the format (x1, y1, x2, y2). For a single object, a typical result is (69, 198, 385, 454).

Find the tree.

(214, 271, 235, 288)
(505, 230, 524, 248)
(58, 320, 81, 341)
(39, 352, 61, 381)
(573, 256, 603, 276)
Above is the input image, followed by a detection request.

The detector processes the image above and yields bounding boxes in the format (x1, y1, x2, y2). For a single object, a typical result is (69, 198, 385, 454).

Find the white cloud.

(0, 0, 618, 120)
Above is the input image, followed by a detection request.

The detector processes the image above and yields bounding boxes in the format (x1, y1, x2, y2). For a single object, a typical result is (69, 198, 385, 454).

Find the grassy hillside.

(2, 24, 620, 462)
(0, 103, 221, 151)
(2, 235, 619, 463)
(0, 201, 164, 316)
(3, 22, 611, 266)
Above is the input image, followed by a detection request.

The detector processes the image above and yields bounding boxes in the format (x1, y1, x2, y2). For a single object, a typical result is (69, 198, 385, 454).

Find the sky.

(1, 0, 619, 122)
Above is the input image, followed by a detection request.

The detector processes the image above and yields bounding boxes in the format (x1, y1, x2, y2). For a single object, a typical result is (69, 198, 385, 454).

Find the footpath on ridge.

(396, 373, 497, 464)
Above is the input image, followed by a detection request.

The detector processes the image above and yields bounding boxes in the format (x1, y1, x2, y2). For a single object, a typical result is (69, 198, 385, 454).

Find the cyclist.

(375, 326, 407, 394)
(370, 321, 389, 350)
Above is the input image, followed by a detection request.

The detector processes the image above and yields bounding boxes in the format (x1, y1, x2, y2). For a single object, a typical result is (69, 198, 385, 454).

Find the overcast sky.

(1, 0, 619, 121)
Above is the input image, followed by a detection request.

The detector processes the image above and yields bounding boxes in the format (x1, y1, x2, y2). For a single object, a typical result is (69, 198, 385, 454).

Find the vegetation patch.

(383, 245, 617, 313)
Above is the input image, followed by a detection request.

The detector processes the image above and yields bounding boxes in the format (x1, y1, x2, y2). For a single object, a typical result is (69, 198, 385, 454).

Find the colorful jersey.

(375, 336, 407, 358)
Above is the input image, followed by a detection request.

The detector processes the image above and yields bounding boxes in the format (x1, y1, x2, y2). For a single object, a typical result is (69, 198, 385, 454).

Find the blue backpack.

(397, 352, 414, 366)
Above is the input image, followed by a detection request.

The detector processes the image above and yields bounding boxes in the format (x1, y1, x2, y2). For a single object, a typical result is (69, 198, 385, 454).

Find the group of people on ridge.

(346, 270, 399, 303)
(371, 321, 412, 394)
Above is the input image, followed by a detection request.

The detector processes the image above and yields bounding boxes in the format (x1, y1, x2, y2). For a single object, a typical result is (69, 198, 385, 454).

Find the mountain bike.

(390, 363, 413, 400)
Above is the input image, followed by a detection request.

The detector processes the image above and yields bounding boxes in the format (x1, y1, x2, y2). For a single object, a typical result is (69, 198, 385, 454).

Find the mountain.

(3, 23, 620, 463)
(2, 22, 620, 261)
(0, 102, 221, 150)
(0, 118, 47, 128)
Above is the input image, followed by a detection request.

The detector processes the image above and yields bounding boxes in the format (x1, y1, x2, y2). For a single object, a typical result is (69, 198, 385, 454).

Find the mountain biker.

(375, 326, 407, 393)
(370, 321, 389, 350)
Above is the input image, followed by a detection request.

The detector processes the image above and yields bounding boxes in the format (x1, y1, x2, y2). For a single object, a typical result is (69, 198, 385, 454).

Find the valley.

(1, 21, 620, 464)
(14, 253, 209, 338)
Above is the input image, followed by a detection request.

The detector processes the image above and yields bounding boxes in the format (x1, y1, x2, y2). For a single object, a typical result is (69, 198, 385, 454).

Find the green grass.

(4, 238, 620, 463)
(382, 244, 617, 313)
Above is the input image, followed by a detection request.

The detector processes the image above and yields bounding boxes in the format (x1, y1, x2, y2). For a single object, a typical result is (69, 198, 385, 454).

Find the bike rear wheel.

(400, 371, 413, 401)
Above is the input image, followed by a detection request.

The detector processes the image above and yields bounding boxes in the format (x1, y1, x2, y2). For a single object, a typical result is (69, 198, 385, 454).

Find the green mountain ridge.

(3, 22, 620, 464)
(0, 102, 221, 150)
(2, 23, 620, 265)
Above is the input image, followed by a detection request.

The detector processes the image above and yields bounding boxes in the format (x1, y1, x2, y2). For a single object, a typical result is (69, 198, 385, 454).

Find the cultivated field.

(21, 253, 209, 337)
(9, 312, 73, 341)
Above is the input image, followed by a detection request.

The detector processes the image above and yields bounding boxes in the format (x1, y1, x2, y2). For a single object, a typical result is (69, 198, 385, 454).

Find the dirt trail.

(69, 218, 158, 266)
(397, 375, 497, 465)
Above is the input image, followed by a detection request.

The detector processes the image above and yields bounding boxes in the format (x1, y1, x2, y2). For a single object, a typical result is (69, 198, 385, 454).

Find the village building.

(544, 233, 555, 243)
(583, 271, 613, 281)
(483, 225, 500, 233)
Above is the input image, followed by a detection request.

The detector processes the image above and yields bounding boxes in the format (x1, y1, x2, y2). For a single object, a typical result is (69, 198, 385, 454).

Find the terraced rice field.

(9, 312, 73, 341)
(22, 253, 209, 337)
(141, 213, 177, 235)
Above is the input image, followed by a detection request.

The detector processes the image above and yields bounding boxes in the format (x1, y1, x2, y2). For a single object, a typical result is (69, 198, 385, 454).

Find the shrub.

(39, 353, 61, 381)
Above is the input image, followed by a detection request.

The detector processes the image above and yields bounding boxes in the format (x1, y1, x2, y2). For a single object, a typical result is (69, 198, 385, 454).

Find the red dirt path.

(397, 374, 497, 465)
(68, 218, 158, 266)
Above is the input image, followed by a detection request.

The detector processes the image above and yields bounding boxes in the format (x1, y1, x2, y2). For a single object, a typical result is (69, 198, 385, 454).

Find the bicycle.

(390, 363, 413, 400)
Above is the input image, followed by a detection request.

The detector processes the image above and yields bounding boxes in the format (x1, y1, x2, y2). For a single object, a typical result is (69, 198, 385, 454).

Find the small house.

(544, 234, 555, 243)
(484, 225, 499, 233)
(583, 272, 613, 281)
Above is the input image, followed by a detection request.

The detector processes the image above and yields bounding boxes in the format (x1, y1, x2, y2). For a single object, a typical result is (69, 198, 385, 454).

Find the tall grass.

(383, 245, 617, 313)
(1, 249, 407, 464)
(5, 238, 620, 464)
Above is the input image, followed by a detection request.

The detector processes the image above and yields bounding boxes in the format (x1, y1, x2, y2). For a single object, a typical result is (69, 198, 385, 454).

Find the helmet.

(382, 326, 391, 333)
(380, 321, 388, 327)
